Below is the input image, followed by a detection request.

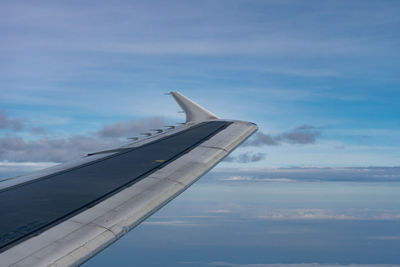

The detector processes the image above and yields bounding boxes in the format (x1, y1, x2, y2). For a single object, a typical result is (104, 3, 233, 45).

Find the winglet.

(170, 91, 220, 123)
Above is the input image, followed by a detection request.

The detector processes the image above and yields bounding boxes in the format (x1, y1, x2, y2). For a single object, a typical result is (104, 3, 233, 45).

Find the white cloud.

(0, 161, 56, 180)
(207, 209, 232, 214)
(254, 208, 400, 221)
(143, 220, 202, 227)
(222, 176, 294, 183)
(256, 209, 358, 221)
(212, 167, 400, 183)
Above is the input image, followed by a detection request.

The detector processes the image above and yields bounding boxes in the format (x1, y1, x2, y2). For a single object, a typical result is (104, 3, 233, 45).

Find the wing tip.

(170, 91, 220, 123)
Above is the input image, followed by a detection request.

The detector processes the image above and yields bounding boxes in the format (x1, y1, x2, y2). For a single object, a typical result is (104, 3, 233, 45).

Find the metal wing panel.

(0, 120, 257, 267)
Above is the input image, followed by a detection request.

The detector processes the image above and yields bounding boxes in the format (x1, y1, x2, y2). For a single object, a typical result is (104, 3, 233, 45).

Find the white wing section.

(0, 93, 257, 267)
(170, 91, 220, 122)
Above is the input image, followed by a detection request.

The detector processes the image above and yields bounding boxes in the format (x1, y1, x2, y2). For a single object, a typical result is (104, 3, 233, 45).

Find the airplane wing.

(0, 92, 257, 266)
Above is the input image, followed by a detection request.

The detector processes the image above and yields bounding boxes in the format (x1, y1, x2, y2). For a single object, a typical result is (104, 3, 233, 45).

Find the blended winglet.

(170, 91, 220, 122)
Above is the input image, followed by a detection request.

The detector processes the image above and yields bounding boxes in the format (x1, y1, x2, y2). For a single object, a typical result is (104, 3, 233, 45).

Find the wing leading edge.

(0, 92, 258, 266)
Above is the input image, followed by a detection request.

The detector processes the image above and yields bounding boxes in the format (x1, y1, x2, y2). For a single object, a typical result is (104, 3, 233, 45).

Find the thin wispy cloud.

(207, 209, 232, 214)
(224, 152, 267, 163)
(0, 111, 24, 131)
(97, 117, 165, 138)
(0, 110, 46, 134)
(243, 125, 322, 147)
(211, 167, 400, 183)
(256, 209, 359, 221)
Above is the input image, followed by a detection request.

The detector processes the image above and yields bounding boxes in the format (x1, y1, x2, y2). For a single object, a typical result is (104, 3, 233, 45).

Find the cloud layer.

(0, 111, 319, 165)
(0, 116, 165, 163)
(211, 167, 400, 183)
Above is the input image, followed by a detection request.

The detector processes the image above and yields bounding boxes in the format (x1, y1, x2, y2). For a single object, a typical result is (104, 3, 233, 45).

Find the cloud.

(0, 110, 47, 134)
(256, 209, 359, 221)
(0, 111, 24, 131)
(244, 132, 279, 146)
(244, 125, 321, 147)
(222, 176, 294, 182)
(0, 116, 165, 163)
(1, 1, 395, 59)
(222, 176, 253, 181)
(97, 117, 165, 138)
(207, 209, 232, 214)
(0, 135, 121, 163)
(224, 153, 266, 163)
(0, 161, 56, 180)
(213, 167, 400, 183)
(278, 125, 321, 144)
(143, 220, 202, 227)
(153, 206, 392, 223)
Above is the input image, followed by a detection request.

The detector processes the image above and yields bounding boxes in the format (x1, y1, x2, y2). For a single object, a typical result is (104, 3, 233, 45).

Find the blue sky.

(1, 0, 400, 265)
(1, 0, 399, 168)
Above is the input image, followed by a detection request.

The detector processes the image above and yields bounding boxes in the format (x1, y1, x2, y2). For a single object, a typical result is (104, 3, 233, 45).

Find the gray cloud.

(224, 153, 266, 163)
(278, 125, 321, 144)
(0, 116, 165, 163)
(0, 122, 318, 165)
(244, 132, 279, 146)
(0, 111, 24, 131)
(0, 135, 121, 163)
(97, 117, 165, 138)
(244, 125, 321, 147)
(0, 111, 47, 134)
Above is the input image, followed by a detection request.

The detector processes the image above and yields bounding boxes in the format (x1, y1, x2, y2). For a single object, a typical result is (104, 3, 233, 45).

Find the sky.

(1, 0, 400, 266)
